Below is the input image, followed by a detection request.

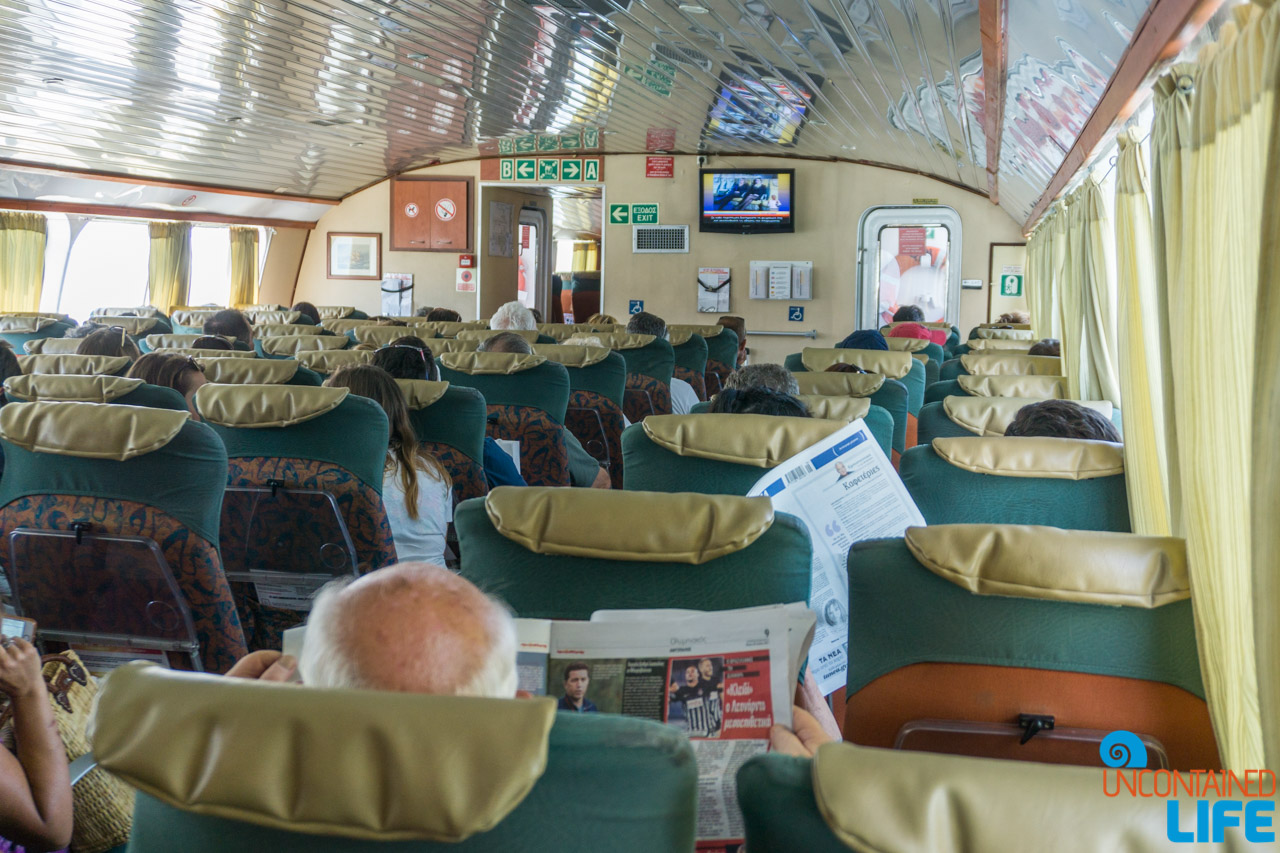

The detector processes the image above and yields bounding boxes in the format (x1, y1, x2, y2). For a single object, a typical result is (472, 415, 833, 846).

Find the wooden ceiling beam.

(979, 0, 1008, 205)
(1022, 0, 1227, 232)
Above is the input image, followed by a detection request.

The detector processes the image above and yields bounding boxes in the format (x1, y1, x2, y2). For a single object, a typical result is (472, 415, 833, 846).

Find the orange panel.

(390, 179, 432, 251)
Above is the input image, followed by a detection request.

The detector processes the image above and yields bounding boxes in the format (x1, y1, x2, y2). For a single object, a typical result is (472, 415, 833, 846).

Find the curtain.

(228, 226, 259, 307)
(1024, 216, 1052, 340)
(571, 241, 599, 272)
(1057, 193, 1085, 399)
(1072, 179, 1121, 406)
(147, 221, 192, 313)
(0, 211, 47, 313)
(1113, 129, 1172, 537)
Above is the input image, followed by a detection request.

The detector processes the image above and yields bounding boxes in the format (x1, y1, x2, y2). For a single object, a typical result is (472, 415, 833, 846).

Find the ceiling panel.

(0, 0, 1147, 220)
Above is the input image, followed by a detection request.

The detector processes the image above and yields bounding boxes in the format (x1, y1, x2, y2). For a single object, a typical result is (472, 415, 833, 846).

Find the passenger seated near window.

(585, 313, 616, 325)
(477, 333, 610, 489)
(717, 316, 748, 368)
(290, 302, 321, 325)
(325, 365, 453, 567)
(708, 387, 810, 418)
(1028, 338, 1061, 357)
(203, 309, 254, 351)
(1005, 400, 1121, 443)
(891, 305, 925, 323)
(127, 353, 207, 417)
(825, 362, 868, 374)
(489, 301, 536, 331)
(0, 634, 73, 853)
(997, 311, 1031, 325)
(836, 329, 888, 351)
(75, 326, 141, 361)
(191, 335, 232, 351)
(426, 307, 462, 323)
(625, 312, 701, 416)
(725, 363, 799, 397)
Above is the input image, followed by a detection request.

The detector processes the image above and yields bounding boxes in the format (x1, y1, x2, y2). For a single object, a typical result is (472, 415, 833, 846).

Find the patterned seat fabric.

(566, 389, 625, 487)
(673, 366, 707, 401)
(624, 374, 672, 422)
(425, 441, 488, 503)
(486, 405, 570, 487)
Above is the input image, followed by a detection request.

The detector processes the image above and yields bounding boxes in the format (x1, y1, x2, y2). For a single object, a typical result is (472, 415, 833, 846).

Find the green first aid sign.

(1000, 274, 1024, 297)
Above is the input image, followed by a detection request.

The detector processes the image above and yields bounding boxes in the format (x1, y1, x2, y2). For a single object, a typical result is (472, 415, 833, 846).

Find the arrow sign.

(608, 204, 630, 224)
(515, 159, 535, 180)
(561, 159, 582, 181)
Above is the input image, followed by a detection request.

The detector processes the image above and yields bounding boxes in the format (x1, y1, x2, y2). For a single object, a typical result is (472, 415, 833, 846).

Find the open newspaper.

(747, 418, 925, 695)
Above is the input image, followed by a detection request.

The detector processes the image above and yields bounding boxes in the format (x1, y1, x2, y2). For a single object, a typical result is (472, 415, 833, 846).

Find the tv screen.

(699, 169, 794, 234)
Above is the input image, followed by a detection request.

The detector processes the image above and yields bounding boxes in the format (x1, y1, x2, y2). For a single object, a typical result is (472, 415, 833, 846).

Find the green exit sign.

(631, 203, 659, 224)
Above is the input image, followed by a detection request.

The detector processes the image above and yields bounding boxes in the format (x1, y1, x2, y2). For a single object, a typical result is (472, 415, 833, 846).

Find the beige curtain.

(0, 211, 47, 313)
(228, 226, 259, 307)
(1113, 130, 1171, 537)
(1024, 216, 1052, 340)
(147, 221, 192, 313)
(1060, 180, 1121, 405)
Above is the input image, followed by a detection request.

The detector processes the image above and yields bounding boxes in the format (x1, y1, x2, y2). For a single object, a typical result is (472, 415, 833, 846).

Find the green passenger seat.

(844, 526, 1217, 770)
(687, 396, 894, 461)
(256, 335, 350, 359)
(437, 351, 572, 487)
(141, 333, 235, 353)
(0, 315, 75, 348)
(917, 396, 1116, 444)
(320, 317, 376, 336)
(899, 436, 1130, 530)
(670, 324, 737, 397)
(244, 309, 306, 325)
(169, 309, 225, 334)
(621, 414, 847, 495)
(3, 374, 188, 410)
(90, 314, 173, 338)
(198, 357, 323, 386)
(456, 329, 554, 346)
(455, 488, 811, 618)
(194, 384, 397, 650)
(924, 373, 1067, 405)
(668, 329, 708, 400)
(396, 379, 489, 504)
(349, 324, 437, 348)
(533, 344, 627, 487)
(793, 372, 909, 458)
(590, 333, 674, 422)
(314, 306, 366, 321)
(294, 349, 376, 378)
(788, 348, 925, 417)
(0, 401, 246, 672)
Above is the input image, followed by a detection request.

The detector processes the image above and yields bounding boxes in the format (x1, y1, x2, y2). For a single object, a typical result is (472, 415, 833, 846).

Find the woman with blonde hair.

(585, 313, 616, 325)
(325, 364, 453, 567)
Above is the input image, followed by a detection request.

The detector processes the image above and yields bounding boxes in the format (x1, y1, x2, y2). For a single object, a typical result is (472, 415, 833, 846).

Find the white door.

(856, 206, 963, 330)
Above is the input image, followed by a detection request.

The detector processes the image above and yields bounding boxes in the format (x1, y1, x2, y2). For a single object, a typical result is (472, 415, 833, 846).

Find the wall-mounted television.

(699, 168, 795, 234)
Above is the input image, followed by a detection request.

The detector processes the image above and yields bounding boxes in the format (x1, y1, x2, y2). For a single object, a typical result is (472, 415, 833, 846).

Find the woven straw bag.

(0, 652, 133, 852)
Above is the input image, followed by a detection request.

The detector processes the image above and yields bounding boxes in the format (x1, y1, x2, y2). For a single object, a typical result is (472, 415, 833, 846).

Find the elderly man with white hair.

(490, 301, 537, 332)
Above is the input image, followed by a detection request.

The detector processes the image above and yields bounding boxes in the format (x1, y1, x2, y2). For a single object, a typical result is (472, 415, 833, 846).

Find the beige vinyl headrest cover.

(881, 321, 951, 332)
(536, 324, 577, 341)
(931, 436, 1124, 479)
(239, 304, 287, 311)
(882, 337, 929, 353)
(169, 309, 222, 327)
(960, 353, 1062, 376)
(394, 379, 450, 409)
(456, 329, 540, 344)
(22, 338, 82, 355)
(93, 316, 161, 335)
(793, 372, 885, 398)
(155, 347, 257, 360)
(351, 325, 422, 347)
(428, 338, 479, 354)
(92, 664, 556, 843)
(665, 328, 696, 347)
(974, 327, 1035, 340)
(957, 374, 1066, 399)
(966, 338, 1035, 352)
(253, 323, 325, 337)
(0, 316, 56, 332)
(4, 374, 144, 404)
(415, 321, 471, 339)
(809, 741, 1250, 853)
(944, 397, 1114, 437)
(315, 306, 356, 320)
(485, 486, 774, 563)
(90, 306, 165, 318)
(531, 344, 612, 368)
(903, 525, 1188, 607)
(797, 395, 871, 422)
(668, 324, 724, 338)
(144, 334, 234, 350)
(245, 310, 303, 325)
(586, 333, 658, 351)
(195, 385, 348, 428)
(321, 318, 376, 334)
(0, 401, 188, 460)
(294, 349, 375, 374)
(21, 354, 131, 376)
(198, 357, 300, 385)
(979, 322, 1032, 329)
(259, 335, 349, 356)
(439, 351, 546, 375)
(641, 414, 845, 468)
(800, 348, 913, 379)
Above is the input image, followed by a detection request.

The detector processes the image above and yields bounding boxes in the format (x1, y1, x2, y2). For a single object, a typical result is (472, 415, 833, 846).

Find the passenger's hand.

(226, 650, 298, 683)
(591, 466, 612, 489)
(769, 706, 837, 758)
(0, 637, 44, 701)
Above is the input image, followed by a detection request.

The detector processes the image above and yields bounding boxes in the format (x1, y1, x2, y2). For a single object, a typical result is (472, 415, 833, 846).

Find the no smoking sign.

(435, 198, 457, 221)
(404, 202, 419, 218)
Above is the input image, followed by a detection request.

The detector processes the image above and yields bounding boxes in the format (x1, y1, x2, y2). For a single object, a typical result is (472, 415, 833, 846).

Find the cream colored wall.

(258, 226, 310, 307)
(294, 156, 1023, 356)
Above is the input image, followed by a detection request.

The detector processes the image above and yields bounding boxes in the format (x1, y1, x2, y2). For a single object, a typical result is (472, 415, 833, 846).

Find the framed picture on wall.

(327, 232, 382, 280)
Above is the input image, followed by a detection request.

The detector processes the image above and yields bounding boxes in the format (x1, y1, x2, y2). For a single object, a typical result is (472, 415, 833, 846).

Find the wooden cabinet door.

(390, 177, 472, 252)
(390, 179, 432, 251)
(427, 180, 469, 251)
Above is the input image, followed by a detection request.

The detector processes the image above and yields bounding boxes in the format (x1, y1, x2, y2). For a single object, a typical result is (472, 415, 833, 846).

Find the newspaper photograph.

(747, 418, 925, 695)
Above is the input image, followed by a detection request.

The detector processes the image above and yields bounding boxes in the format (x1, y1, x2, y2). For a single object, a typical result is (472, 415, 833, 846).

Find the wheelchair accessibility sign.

(629, 300, 644, 315)
(788, 306, 805, 321)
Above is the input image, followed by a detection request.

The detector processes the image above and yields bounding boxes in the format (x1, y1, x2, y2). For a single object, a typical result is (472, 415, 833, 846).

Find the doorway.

(856, 205, 963, 329)
(517, 206, 549, 318)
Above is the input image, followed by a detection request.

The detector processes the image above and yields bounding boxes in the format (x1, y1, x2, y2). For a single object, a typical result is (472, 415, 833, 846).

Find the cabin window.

(188, 225, 232, 307)
(40, 214, 149, 315)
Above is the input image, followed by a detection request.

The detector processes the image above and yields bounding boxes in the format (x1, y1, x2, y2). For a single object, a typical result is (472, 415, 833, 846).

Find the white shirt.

(670, 377, 701, 415)
(382, 460, 453, 567)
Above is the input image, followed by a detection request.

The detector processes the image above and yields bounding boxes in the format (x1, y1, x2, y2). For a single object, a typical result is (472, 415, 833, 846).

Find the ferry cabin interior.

(0, 0, 1278, 849)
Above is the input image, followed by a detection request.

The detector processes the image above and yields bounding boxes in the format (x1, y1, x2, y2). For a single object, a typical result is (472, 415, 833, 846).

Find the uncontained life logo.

(1100, 730, 1275, 844)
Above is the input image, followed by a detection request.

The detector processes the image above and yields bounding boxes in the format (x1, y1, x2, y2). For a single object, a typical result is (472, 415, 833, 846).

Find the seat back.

(533, 344, 627, 486)
(925, 374, 1068, 405)
(622, 414, 846, 495)
(0, 401, 245, 672)
(256, 335, 349, 359)
(169, 309, 224, 334)
(397, 379, 489, 504)
(793, 372, 910, 456)
(972, 326, 1034, 340)
(456, 488, 811, 618)
(884, 336, 945, 365)
(314, 306, 364, 321)
(197, 356, 323, 386)
(252, 323, 326, 338)
(20, 353, 132, 376)
(958, 352, 1062, 377)
(437, 352, 572, 487)
(294, 349, 376, 378)
(244, 309, 306, 325)
(796, 394, 894, 458)
(455, 329, 541, 346)
(965, 338, 1036, 352)
(93, 315, 172, 337)
(845, 526, 1216, 769)
(21, 337, 82, 354)
(668, 330, 708, 400)
(793, 348, 925, 416)
(194, 385, 397, 649)
(591, 333, 674, 422)
(349, 324, 434, 348)
(142, 334, 235, 352)
(90, 305, 167, 320)
(900, 436, 1130, 530)
(319, 317, 376, 335)
(3, 374, 188, 410)
(670, 324, 737, 396)
(0, 315, 75, 348)
(917, 397, 1115, 444)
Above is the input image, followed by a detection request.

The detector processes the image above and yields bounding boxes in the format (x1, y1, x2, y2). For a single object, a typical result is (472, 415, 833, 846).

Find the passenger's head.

(203, 309, 254, 348)
(892, 305, 925, 323)
(837, 330, 887, 351)
(626, 311, 666, 339)
(291, 302, 321, 325)
(528, 307, 543, 324)
(586, 313, 616, 325)
(490, 301, 536, 331)
(191, 335, 232, 351)
(67, 322, 105, 339)
(76, 326, 141, 360)
(709, 387, 810, 418)
(374, 317, 409, 327)
(725, 363, 799, 396)
(373, 338, 437, 381)
(426, 307, 462, 323)
(1004, 400, 1121, 442)
(998, 311, 1030, 325)
(717, 316, 746, 347)
(325, 364, 415, 451)
(1028, 338, 1061, 357)
(299, 563, 517, 697)
(825, 362, 867, 373)
(477, 332, 533, 355)
(0, 341, 21, 383)
(127, 353, 206, 416)
(563, 663, 589, 700)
